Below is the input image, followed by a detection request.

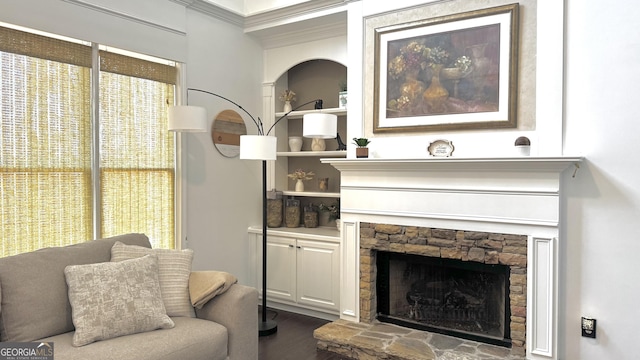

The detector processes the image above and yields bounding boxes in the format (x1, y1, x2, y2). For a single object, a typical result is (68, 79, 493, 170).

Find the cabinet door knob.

(289, 244, 294, 248)
(296, 246, 301, 249)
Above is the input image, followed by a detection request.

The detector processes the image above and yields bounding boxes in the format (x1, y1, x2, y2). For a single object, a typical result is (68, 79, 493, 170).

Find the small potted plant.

(353, 138, 371, 158)
(318, 202, 340, 228)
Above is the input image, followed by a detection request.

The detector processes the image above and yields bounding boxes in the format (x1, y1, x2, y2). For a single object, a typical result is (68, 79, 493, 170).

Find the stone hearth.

(315, 320, 524, 360)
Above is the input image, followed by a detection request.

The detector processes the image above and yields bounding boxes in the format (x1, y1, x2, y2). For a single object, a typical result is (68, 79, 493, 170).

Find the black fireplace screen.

(376, 252, 511, 346)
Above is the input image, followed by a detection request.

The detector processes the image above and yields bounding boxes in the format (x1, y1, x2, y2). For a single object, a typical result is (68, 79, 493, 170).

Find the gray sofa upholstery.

(0, 233, 258, 360)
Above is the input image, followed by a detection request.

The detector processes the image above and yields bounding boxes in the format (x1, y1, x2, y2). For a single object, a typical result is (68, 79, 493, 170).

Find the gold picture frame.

(373, 4, 519, 133)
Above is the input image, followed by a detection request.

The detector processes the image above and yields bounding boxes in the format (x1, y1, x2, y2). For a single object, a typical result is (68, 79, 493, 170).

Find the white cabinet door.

(296, 239, 340, 311)
(265, 236, 296, 302)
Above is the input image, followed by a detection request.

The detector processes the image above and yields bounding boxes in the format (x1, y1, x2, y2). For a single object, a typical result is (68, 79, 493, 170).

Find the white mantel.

(323, 156, 582, 360)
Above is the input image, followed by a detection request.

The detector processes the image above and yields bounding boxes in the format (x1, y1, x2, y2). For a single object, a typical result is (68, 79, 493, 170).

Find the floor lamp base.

(259, 319, 278, 337)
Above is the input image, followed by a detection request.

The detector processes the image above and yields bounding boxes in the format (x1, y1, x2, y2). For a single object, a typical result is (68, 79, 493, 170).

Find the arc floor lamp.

(168, 88, 337, 336)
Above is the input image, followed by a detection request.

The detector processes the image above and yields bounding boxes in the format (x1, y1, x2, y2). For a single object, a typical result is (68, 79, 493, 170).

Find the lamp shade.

(302, 113, 337, 139)
(168, 105, 207, 132)
(240, 135, 277, 160)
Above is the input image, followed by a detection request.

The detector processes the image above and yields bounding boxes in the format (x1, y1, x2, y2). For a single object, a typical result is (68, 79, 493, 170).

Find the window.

(0, 25, 176, 257)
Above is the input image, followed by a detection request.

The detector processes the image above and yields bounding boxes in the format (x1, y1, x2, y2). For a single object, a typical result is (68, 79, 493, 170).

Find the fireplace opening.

(376, 251, 511, 347)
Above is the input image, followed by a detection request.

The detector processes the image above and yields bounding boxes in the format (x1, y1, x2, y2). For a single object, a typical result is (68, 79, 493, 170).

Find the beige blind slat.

(0, 26, 91, 67)
(100, 50, 176, 84)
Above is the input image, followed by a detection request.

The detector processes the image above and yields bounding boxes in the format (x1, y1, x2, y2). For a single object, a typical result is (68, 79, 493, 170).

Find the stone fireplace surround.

(321, 157, 581, 360)
(359, 223, 527, 357)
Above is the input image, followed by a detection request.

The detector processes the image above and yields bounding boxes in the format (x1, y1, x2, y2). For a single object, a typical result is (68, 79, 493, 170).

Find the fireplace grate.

(377, 251, 511, 347)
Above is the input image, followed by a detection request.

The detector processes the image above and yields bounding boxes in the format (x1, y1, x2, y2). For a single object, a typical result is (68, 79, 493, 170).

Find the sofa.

(0, 233, 258, 360)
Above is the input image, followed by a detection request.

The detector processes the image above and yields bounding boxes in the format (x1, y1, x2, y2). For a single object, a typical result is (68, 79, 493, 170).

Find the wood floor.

(258, 308, 349, 360)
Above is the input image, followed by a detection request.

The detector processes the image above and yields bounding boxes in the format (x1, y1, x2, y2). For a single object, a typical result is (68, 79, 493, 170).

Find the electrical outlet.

(581, 317, 596, 338)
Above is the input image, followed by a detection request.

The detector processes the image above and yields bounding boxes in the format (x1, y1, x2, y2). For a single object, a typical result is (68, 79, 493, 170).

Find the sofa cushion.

(0, 233, 151, 342)
(38, 317, 228, 360)
(65, 254, 174, 346)
(111, 241, 195, 317)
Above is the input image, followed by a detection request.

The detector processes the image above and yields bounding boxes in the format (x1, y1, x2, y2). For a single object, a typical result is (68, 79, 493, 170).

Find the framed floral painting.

(373, 4, 519, 133)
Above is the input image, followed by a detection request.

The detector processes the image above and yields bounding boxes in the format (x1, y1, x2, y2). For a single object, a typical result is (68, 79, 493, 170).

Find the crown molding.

(170, 0, 244, 27)
(173, 0, 350, 48)
(243, 0, 348, 33)
(250, 11, 347, 49)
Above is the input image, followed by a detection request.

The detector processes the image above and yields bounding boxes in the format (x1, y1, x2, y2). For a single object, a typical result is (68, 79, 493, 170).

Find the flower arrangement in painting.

(426, 46, 450, 66)
(287, 168, 315, 181)
(452, 55, 472, 73)
(388, 42, 452, 80)
(388, 41, 429, 80)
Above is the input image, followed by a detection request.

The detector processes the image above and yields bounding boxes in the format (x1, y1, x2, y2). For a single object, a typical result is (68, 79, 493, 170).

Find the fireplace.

(323, 157, 581, 359)
(376, 251, 511, 346)
(358, 223, 527, 357)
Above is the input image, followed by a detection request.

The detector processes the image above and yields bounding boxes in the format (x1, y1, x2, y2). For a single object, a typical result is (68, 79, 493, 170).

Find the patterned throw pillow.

(110, 241, 195, 317)
(64, 254, 175, 347)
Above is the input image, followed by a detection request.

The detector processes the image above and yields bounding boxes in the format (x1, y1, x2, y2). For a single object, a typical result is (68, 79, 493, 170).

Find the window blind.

(0, 25, 177, 256)
(99, 50, 176, 249)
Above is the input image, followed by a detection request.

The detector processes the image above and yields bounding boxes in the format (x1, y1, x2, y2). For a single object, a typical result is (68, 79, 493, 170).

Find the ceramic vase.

(288, 136, 303, 152)
(515, 145, 531, 156)
(318, 178, 329, 192)
(311, 138, 326, 151)
(295, 179, 304, 192)
(283, 101, 292, 113)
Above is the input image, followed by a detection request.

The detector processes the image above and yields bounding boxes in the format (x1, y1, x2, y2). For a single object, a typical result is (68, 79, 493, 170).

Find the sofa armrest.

(195, 283, 258, 360)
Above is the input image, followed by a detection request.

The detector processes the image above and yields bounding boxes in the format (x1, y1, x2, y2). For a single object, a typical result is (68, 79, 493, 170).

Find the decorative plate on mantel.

(427, 139, 454, 157)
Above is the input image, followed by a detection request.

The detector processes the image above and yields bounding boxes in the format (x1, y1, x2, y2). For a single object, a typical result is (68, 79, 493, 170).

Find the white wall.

(563, 0, 640, 359)
(181, 9, 263, 284)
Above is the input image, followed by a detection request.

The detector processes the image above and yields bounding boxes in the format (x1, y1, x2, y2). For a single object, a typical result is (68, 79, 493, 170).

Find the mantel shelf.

(275, 107, 346, 119)
(322, 156, 583, 174)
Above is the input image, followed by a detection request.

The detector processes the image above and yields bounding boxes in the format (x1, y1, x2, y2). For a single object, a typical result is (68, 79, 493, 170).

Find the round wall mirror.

(211, 109, 247, 158)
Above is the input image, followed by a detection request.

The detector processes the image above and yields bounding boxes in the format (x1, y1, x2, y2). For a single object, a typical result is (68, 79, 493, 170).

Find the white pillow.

(111, 241, 195, 317)
(64, 254, 174, 347)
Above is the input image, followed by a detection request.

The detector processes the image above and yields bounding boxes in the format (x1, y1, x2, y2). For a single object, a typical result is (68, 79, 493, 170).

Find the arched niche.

(263, 36, 347, 84)
(275, 59, 347, 111)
